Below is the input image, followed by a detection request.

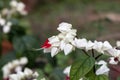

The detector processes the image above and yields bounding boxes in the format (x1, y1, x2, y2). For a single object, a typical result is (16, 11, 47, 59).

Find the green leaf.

(86, 70, 108, 80)
(49, 68, 65, 80)
(70, 54, 95, 80)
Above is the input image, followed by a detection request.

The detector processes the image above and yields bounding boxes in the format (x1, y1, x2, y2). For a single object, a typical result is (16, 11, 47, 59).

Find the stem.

(91, 49, 96, 73)
(92, 49, 95, 57)
(95, 54, 103, 60)
(82, 50, 90, 57)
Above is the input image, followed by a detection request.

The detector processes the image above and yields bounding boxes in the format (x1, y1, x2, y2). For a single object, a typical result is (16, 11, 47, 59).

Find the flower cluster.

(2, 57, 39, 80)
(0, 0, 27, 33)
(41, 22, 120, 79)
(42, 22, 77, 57)
(41, 22, 118, 61)
(2, 57, 28, 80)
(9, 68, 39, 80)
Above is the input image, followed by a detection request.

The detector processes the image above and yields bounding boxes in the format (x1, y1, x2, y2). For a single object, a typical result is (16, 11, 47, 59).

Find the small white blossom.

(116, 41, 120, 47)
(74, 38, 87, 49)
(109, 57, 118, 65)
(96, 60, 110, 75)
(3, 22, 12, 33)
(93, 41, 104, 53)
(63, 66, 71, 76)
(57, 22, 72, 33)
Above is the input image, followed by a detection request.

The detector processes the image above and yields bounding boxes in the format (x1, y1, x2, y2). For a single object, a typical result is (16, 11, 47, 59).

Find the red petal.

(41, 39, 51, 48)
(66, 76, 70, 80)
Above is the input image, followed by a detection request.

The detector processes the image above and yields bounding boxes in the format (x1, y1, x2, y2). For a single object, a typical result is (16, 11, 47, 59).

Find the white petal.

(19, 57, 28, 65)
(60, 41, 66, 50)
(86, 40, 94, 51)
(10, 0, 18, 7)
(17, 71, 25, 79)
(48, 36, 60, 44)
(0, 18, 6, 26)
(64, 44, 73, 55)
(51, 47, 59, 57)
(116, 41, 120, 47)
(58, 33, 66, 39)
(57, 22, 72, 33)
(107, 48, 120, 57)
(109, 57, 118, 65)
(96, 65, 110, 75)
(74, 38, 87, 49)
(12, 60, 20, 67)
(93, 41, 104, 53)
(33, 72, 39, 78)
(63, 66, 71, 76)
(96, 60, 109, 75)
(17, 2, 25, 12)
(102, 41, 112, 51)
(3, 25, 11, 33)
(24, 68, 33, 76)
(96, 60, 107, 65)
(9, 74, 18, 80)
(15, 66, 22, 72)
(43, 48, 51, 53)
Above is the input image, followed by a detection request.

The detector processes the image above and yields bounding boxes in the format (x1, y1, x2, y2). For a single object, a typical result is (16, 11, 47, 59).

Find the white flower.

(42, 22, 76, 57)
(57, 22, 72, 33)
(10, 0, 27, 15)
(109, 57, 118, 65)
(0, 18, 6, 26)
(102, 41, 112, 51)
(51, 47, 59, 57)
(74, 38, 87, 49)
(96, 60, 110, 75)
(24, 68, 33, 76)
(63, 66, 71, 76)
(17, 72, 25, 80)
(107, 48, 120, 64)
(10, 0, 18, 7)
(3, 22, 12, 33)
(93, 41, 104, 53)
(17, 2, 27, 15)
(9, 74, 19, 80)
(19, 57, 28, 65)
(64, 44, 74, 55)
(15, 66, 22, 72)
(85, 40, 94, 51)
(116, 41, 120, 47)
(9, 68, 39, 80)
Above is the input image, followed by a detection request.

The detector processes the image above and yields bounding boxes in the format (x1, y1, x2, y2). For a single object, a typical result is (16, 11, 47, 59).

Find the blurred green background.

(0, 0, 120, 80)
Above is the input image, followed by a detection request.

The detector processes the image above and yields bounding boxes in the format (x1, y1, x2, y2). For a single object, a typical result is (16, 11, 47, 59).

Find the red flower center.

(66, 76, 70, 80)
(41, 39, 51, 48)
(114, 57, 119, 62)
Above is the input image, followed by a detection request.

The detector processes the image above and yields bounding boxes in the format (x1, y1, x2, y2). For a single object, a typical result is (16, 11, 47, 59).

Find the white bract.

(63, 66, 71, 76)
(116, 41, 120, 47)
(63, 66, 83, 80)
(3, 22, 12, 33)
(96, 60, 110, 75)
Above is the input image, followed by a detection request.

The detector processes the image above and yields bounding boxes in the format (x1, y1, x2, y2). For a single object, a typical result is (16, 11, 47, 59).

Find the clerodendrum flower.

(41, 22, 76, 57)
(96, 60, 110, 75)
